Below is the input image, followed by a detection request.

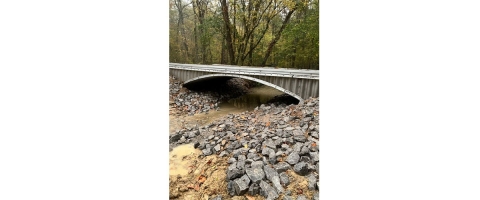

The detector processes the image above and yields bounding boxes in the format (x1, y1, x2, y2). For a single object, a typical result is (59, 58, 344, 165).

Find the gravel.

(170, 80, 319, 199)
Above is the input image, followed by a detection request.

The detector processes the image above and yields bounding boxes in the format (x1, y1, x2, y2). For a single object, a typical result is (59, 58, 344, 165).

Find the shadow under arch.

(183, 74, 303, 101)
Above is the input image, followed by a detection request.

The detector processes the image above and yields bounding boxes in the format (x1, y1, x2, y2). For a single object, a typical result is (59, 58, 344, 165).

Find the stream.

(169, 85, 285, 133)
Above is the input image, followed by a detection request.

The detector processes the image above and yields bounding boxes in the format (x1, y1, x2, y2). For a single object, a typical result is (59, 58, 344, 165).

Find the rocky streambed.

(169, 75, 319, 200)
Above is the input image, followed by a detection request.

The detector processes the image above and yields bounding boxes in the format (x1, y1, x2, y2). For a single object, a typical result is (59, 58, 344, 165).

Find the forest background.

(169, 0, 319, 69)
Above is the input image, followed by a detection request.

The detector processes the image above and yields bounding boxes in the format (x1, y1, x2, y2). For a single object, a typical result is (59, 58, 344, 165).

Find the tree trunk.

(247, 35, 254, 65)
(175, 0, 190, 63)
(220, 0, 235, 65)
(261, 8, 296, 66)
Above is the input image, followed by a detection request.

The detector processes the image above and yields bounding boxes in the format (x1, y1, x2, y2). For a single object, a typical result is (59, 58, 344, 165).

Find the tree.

(169, 0, 319, 69)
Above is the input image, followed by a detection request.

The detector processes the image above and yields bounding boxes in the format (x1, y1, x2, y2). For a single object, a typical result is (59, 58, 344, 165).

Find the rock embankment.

(170, 97, 319, 200)
(169, 76, 254, 116)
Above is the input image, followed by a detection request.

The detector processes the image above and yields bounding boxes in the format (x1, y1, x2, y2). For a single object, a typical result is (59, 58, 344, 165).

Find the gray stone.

(259, 180, 279, 200)
(296, 195, 307, 200)
(233, 175, 250, 195)
(228, 163, 237, 171)
(227, 181, 235, 196)
(281, 144, 289, 151)
(274, 138, 283, 148)
(209, 195, 222, 200)
(307, 163, 316, 172)
(311, 132, 319, 139)
(293, 161, 310, 176)
(248, 183, 260, 196)
(208, 135, 214, 140)
(238, 147, 249, 155)
(226, 131, 234, 137)
(251, 161, 264, 169)
(227, 168, 244, 180)
(237, 159, 245, 170)
(285, 137, 294, 144)
(301, 124, 308, 131)
(226, 143, 234, 151)
(293, 143, 303, 153)
(274, 162, 291, 173)
(261, 147, 274, 156)
(264, 139, 277, 149)
(178, 136, 186, 143)
(246, 167, 265, 184)
(238, 155, 246, 161)
(294, 135, 307, 142)
(219, 151, 227, 157)
(283, 196, 294, 200)
(284, 147, 293, 155)
(310, 152, 319, 163)
(260, 133, 267, 139)
(307, 174, 317, 190)
(193, 141, 200, 149)
(285, 127, 294, 131)
(202, 148, 213, 156)
(217, 131, 226, 137)
(232, 149, 242, 158)
(313, 192, 319, 200)
(169, 134, 182, 143)
(262, 156, 269, 165)
(303, 141, 312, 147)
(232, 141, 242, 149)
(285, 152, 300, 165)
(292, 130, 303, 136)
(278, 124, 289, 129)
(214, 144, 221, 153)
(299, 146, 310, 156)
(228, 157, 237, 164)
(300, 156, 310, 163)
(268, 151, 277, 164)
(276, 130, 284, 136)
(285, 190, 292, 196)
(188, 131, 196, 138)
(271, 175, 284, 194)
(309, 142, 319, 152)
(275, 150, 285, 157)
(205, 144, 212, 151)
(279, 172, 290, 186)
(263, 165, 279, 181)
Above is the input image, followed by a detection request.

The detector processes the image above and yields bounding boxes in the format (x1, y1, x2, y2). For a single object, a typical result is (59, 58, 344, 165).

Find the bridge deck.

(169, 63, 319, 79)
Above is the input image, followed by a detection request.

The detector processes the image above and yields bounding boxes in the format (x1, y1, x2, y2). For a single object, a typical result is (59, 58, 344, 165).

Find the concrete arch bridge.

(169, 63, 319, 101)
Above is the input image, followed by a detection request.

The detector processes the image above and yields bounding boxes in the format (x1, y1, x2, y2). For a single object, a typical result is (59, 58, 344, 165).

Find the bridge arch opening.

(183, 74, 303, 103)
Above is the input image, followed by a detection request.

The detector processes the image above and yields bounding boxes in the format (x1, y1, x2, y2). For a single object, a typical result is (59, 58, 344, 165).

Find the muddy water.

(169, 144, 201, 176)
(220, 85, 284, 109)
(169, 85, 285, 133)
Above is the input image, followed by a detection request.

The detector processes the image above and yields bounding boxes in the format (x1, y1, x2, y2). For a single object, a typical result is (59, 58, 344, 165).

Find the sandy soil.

(169, 141, 315, 200)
